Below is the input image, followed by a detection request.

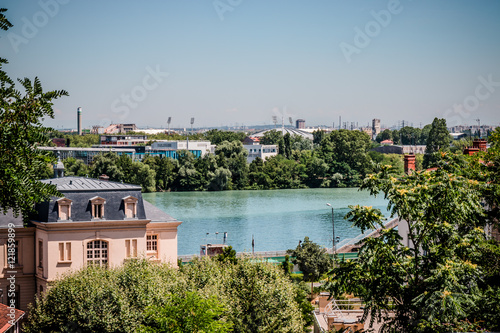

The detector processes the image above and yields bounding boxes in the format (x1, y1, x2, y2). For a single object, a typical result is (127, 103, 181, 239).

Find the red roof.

(380, 140, 393, 145)
(243, 136, 260, 144)
(0, 304, 25, 333)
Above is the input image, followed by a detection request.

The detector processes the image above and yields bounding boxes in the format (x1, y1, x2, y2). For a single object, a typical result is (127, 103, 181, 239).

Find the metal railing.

(178, 218, 400, 261)
(335, 217, 400, 252)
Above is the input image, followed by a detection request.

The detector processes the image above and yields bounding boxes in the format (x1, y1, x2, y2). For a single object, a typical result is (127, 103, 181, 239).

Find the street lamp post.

(326, 203, 335, 255)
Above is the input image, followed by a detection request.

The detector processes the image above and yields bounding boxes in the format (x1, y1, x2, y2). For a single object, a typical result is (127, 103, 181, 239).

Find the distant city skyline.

(1, 1, 499, 129)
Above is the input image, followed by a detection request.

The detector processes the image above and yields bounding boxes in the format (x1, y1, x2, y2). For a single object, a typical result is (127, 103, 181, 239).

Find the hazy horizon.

(1, 1, 499, 130)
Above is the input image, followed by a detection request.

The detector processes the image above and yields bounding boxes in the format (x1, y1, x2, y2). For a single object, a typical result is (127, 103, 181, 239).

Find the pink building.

(0, 177, 181, 312)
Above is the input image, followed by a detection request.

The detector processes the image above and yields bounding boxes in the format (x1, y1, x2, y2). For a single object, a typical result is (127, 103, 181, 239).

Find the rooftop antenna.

(167, 117, 171, 135)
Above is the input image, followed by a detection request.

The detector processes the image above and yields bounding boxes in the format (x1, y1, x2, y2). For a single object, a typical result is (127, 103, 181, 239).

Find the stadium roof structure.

(251, 128, 313, 140)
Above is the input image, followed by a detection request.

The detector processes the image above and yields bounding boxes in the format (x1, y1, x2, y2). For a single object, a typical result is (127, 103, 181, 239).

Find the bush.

(25, 258, 309, 333)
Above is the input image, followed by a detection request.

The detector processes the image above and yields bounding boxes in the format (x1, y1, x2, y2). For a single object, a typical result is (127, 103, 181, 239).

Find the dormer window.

(122, 196, 138, 219)
(89, 196, 106, 219)
(57, 198, 72, 221)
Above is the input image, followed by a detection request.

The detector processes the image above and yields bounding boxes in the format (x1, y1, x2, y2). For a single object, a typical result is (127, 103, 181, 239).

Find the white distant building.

(102, 123, 138, 134)
(151, 140, 215, 157)
(243, 144, 278, 163)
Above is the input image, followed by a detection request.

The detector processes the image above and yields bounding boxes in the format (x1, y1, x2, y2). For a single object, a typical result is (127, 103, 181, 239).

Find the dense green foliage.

(50, 129, 381, 192)
(25, 258, 307, 333)
(287, 237, 333, 294)
(326, 137, 500, 332)
(62, 157, 90, 177)
(377, 125, 432, 145)
(0, 9, 66, 219)
(25, 260, 182, 332)
(139, 292, 233, 333)
(48, 133, 100, 147)
(423, 117, 451, 168)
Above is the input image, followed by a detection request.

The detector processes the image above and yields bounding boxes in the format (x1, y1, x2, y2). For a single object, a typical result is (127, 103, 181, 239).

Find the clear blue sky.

(1, 0, 499, 130)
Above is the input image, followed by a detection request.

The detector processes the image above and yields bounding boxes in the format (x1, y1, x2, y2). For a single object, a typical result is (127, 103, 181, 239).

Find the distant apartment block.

(373, 145, 426, 155)
(359, 127, 373, 137)
(151, 140, 215, 157)
(100, 123, 138, 134)
(296, 119, 305, 129)
(100, 135, 148, 146)
(243, 137, 278, 163)
(243, 136, 260, 145)
(449, 124, 497, 138)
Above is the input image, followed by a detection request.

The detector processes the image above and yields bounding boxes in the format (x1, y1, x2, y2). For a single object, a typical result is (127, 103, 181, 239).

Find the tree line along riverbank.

(40, 120, 471, 192)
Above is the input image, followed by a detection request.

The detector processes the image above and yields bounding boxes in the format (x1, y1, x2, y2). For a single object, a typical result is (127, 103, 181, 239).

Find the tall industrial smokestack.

(77, 107, 82, 135)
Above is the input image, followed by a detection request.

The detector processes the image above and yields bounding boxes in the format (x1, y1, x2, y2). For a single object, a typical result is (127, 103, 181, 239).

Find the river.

(143, 188, 390, 256)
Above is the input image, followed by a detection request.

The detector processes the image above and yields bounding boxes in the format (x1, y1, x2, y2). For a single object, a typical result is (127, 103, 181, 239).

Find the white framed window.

(146, 234, 158, 258)
(89, 197, 106, 219)
(86, 240, 108, 266)
(58, 242, 72, 262)
(57, 197, 72, 221)
(125, 239, 137, 258)
(122, 196, 138, 219)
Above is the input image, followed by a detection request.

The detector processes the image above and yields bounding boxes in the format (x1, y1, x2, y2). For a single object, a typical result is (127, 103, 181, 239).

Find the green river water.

(143, 188, 389, 256)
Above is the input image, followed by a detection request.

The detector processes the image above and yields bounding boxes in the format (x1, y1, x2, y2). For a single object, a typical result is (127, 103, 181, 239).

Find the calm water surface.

(143, 188, 389, 256)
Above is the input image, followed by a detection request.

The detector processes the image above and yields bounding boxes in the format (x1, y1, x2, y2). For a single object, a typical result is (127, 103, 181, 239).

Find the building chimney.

(77, 107, 82, 135)
(404, 154, 416, 174)
(53, 152, 65, 178)
(99, 174, 110, 181)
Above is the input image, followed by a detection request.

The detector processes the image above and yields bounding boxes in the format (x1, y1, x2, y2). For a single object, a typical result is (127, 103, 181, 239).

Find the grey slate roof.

(2, 177, 180, 225)
(40, 176, 141, 191)
(143, 200, 180, 223)
(36, 177, 146, 222)
(0, 210, 25, 228)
